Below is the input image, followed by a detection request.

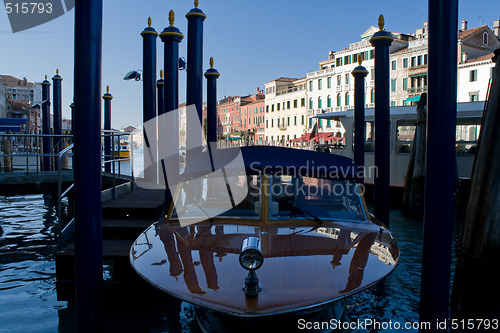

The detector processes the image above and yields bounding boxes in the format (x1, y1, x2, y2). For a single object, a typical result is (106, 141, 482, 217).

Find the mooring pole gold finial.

(148, 17, 151, 28)
(195, 0, 199, 9)
(169, 10, 175, 27)
(210, 57, 214, 69)
(45, 75, 47, 80)
(378, 14, 385, 30)
(160, 69, 164, 79)
(56, 69, 59, 75)
(357, 54, 362, 66)
(106, 85, 110, 94)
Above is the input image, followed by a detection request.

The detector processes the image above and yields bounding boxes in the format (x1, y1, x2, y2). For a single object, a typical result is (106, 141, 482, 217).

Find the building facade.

(0, 81, 6, 118)
(240, 90, 265, 145)
(0, 75, 42, 105)
(264, 77, 307, 146)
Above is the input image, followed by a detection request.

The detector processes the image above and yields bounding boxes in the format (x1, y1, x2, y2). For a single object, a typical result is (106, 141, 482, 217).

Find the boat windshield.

(170, 173, 262, 221)
(269, 175, 367, 222)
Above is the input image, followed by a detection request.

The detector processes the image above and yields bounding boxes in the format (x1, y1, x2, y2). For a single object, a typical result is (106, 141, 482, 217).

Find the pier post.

(141, 18, 158, 183)
(157, 70, 165, 116)
(369, 15, 393, 226)
(351, 55, 368, 180)
(185, 0, 206, 157)
(419, 0, 458, 330)
(204, 57, 220, 147)
(160, 10, 184, 207)
(52, 70, 63, 155)
(103, 86, 113, 173)
(41, 75, 51, 171)
(73, 0, 103, 331)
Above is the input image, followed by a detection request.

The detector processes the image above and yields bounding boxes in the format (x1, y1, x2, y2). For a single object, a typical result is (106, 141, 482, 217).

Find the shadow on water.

(0, 195, 455, 332)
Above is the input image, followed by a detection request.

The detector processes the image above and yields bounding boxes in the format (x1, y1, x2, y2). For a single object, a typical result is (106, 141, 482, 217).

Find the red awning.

(313, 132, 333, 142)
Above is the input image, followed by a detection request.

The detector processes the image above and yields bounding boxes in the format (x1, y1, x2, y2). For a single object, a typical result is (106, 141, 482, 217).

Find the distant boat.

(130, 146, 399, 332)
(113, 141, 131, 158)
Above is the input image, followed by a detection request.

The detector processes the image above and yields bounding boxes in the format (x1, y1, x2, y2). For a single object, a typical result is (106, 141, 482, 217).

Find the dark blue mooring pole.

(419, 0, 458, 330)
(142, 18, 158, 183)
(369, 15, 393, 227)
(103, 86, 113, 173)
(186, 0, 206, 155)
(73, 0, 103, 331)
(204, 57, 220, 146)
(160, 10, 183, 207)
(351, 55, 368, 180)
(52, 70, 63, 155)
(41, 76, 51, 171)
(157, 70, 164, 116)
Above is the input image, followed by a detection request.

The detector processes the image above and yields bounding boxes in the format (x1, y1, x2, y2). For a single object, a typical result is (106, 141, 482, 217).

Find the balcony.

(344, 84, 351, 91)
(407, 86, 428, 94)
(336, 85, 342, 92)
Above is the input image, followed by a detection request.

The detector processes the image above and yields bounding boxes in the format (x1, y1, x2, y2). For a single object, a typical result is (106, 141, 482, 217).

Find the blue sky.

(1, 0, 499, 128)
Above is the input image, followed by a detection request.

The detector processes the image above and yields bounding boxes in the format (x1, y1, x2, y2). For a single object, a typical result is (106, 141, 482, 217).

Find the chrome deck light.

(239, 236, 263, 297)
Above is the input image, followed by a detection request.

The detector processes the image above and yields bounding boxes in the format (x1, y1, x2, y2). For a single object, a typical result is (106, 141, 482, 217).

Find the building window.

(470, 70, 477, 82)
(391, 79, 397, 92)
(391, 60, 397, 70)
(403, 58, 409, 68)
(344, 55, 351, 65)
(391, 101, 396, 106)
(271, 119, 274, 127)
(345, 93, 350, 106)
(318, 79, 322, 90)
(337, 75, 341, 85)
(266, 105, 269, 112)
(287, 117, 290, 126)
(327, 95, 331, 108)
(327, 119, 331, 128)
(294, 116, 297, 125)
(309, 81, 313, 91)
(336, 58, 342, 67)
(283, 102, 286, 110)
(287, 101, 290, 109)
(271, 104, 274, 112)
(301, 98, 305, 107)
(318, 97, 322, 109)
(266, 120, 268, 128)
(470, 93, 479, 102)
(309, 118, 313, 128)
(370, 69, 375, 80)
(277, 103, 280, 111)
(483, 32, 488, 45)
(424, 54, 428, 65)
(337, 93, 341, 107)
(277, 118, 280, 126)
(411, 56, 416, 67)
(417, 55, 423, 66)
(309, 98, 313, 110)
(345, 73, 350, 85)
(301, 115, 305, 125)
(370, 50, 374, 59)
(371, 89, 375, 103)
(293, 99, 298, 108)
(327, 77, 332, 89)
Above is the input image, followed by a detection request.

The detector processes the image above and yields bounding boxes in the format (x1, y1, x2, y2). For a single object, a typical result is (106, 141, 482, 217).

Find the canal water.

(0, 194, 454, 332)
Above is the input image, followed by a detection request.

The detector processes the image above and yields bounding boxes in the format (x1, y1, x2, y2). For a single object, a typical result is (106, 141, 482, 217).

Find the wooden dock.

(55, 187, 166, 301)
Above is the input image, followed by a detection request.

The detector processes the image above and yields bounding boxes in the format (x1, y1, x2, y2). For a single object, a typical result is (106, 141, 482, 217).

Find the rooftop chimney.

(462, 52, 468, 62)
(494, 20, 500, 38)
(329, 51, 334, 60)
(461, 20, 468, 31)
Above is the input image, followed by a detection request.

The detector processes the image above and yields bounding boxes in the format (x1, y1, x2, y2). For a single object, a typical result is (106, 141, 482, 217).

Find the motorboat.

(130, 146, 399, 332)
